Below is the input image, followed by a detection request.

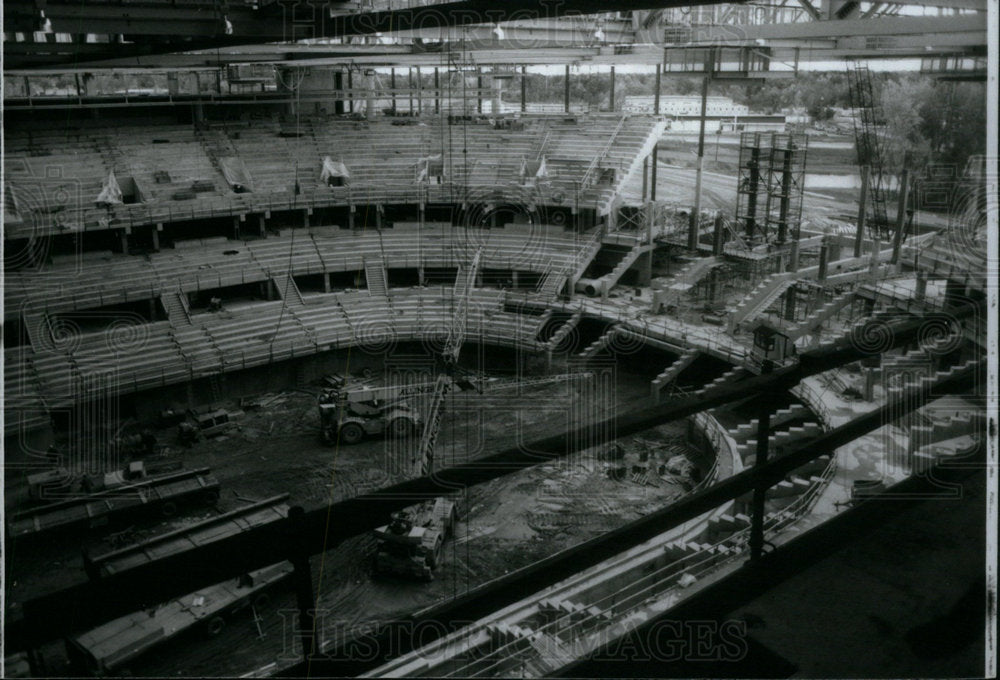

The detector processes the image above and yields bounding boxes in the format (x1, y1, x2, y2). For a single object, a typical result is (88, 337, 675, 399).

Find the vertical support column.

(712, 212, 724, 256)
(608, 66, 616, 112)
(434, 68, 441, 114)
(119, 228, 129, 254)
(890, 168, 909, 265)
(854, 165, 869, 258)
(347, 69, 354, 114)
(233, 216, 241, 240)
(477, 70, 483, 114)
(416, 66, 422, 116)
(691, 74, 710, 246)
(915, 269, 927, 301)
(818, 239, 829, 281)
(365, 70, 376, 121)
(491, 72, 502, 116)
(408, 67, 414, 115)
(653, 63, 661, 115)
(521, 66, 527, 113)
(776, 138, 794, 244)
(390, 68, 396, 112)
(641, 157, 649, 201)
(288, 506, 318, 664)
(650, 144, 659, 201)
(151, 224, 161, 251)
(259, 214, 267, 237)
(783, 286, 797, 321)
(564, 65, 571, 113)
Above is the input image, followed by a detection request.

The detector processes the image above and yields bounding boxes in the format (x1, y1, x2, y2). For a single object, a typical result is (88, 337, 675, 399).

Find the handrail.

(580, 113, 628, 188)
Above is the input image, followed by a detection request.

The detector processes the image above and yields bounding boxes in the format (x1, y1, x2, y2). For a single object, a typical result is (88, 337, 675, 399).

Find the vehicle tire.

(160, 501, 178, 517)
(207, 616, 226, 636)
(339, 422, 365, 445)
(203, 489, 221, 505)
(387, 417, 414, 439)
(253, 592, 270, 610)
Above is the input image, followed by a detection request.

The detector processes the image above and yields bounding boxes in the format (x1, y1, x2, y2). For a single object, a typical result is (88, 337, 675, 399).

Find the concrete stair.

(650, 348, 699, 401)
(364, 259, 388, 297)
(729, 273, 796, 331)
(273, 273, 305, 306)
(22, 312, 52, 350)
(546, 311, 582, 351)
(728, 404, 810, 442)
(787, 291, 855, 343)
(159, 290, 191, 325)
(576, 326, 617, 361)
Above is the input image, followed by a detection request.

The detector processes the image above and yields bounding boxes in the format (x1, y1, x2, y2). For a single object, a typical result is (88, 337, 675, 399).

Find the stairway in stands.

(160, 290, 191, 325)
(364, 260, 389, 297)
(273, 273, 305, 306)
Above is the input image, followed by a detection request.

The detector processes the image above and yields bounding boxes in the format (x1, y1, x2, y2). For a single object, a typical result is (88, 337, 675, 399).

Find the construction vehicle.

(66, 562, 293, 676)
(372, 497, 457, 581)
(318, 378, 426, 445)
(371, 250, 482, 580)
(178, 409, 237, 445)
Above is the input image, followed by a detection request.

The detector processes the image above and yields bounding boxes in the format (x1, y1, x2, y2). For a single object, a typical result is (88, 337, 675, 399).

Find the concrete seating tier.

(6, 228, 598, 323)
(4, 287, 545, 418)
(4, 115, 664, 237)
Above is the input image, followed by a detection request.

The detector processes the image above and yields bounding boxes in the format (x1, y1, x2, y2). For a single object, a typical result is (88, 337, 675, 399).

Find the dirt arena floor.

(6, 360, 716, 677)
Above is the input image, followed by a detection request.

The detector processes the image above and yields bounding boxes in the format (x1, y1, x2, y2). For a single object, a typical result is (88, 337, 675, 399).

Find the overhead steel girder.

(2, 1, 719, 40)
(688, 13, 986, 42)
(4, 301, 983, 651)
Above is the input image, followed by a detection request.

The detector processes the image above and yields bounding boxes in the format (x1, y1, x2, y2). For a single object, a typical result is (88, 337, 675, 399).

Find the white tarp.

(522, 156, 547, 181)
(219, 156, 253, 193)
(320, 157, 350, 185)
(95, 171, 123, 206)
(415, 154, 443, 183)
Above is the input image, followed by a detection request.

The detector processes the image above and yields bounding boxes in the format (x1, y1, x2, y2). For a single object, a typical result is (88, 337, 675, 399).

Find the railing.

(579, 113, 628, 188)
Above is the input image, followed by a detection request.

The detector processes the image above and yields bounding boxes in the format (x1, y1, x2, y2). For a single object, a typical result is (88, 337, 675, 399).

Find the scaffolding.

(735, 132, 770, 245)
(764, 133, 808, 246)
(846, 65, 891, 239)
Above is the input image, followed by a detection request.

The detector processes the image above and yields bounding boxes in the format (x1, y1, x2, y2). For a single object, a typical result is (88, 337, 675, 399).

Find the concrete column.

(863, 367, 876, 401)
(347, 69, 354, 114)
(323, 271, 331, 293)
(119, 228, 129, 253)
(365, 71, 376, 121)
(390, 68, 396, 111)
(348, 207, 355, 230)
(259, 214, 267, 237)
(418, 202, 425, 228)
(302, 209, 310, 228)
(491, 73, 502, 115)
(521, 66, 527, 113)
(641, 157, 648, 201)
(789, 239, 800, 272)
(691, 75, 710, 244)
(233, 216, 241, 240)
(915, 270, 927, 301)
(434, 68, 441, 114)
(783, 287, 796, 321)
(712, 212, 724, 255)
(375, 205, 383, 229)
(151, 225, 161, 251)
(653, 63, 661, 115)
(818, 241, 829, 281)
(418, 266, 425, 286)
(564, 65, 571, 113)
(477, 70, 483, 114)
(511, 270, 519, 288)
(416, 66, 422, 116)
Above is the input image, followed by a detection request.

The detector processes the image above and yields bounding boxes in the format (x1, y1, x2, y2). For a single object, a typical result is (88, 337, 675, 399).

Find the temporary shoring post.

(7, 305, 982, 651)
(854, 165, 869, 258)
(689, 69, 711, 250)
(287, 506, 317, 664)
(564, 64, 571, 113)
(890, 168, 910, 265)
